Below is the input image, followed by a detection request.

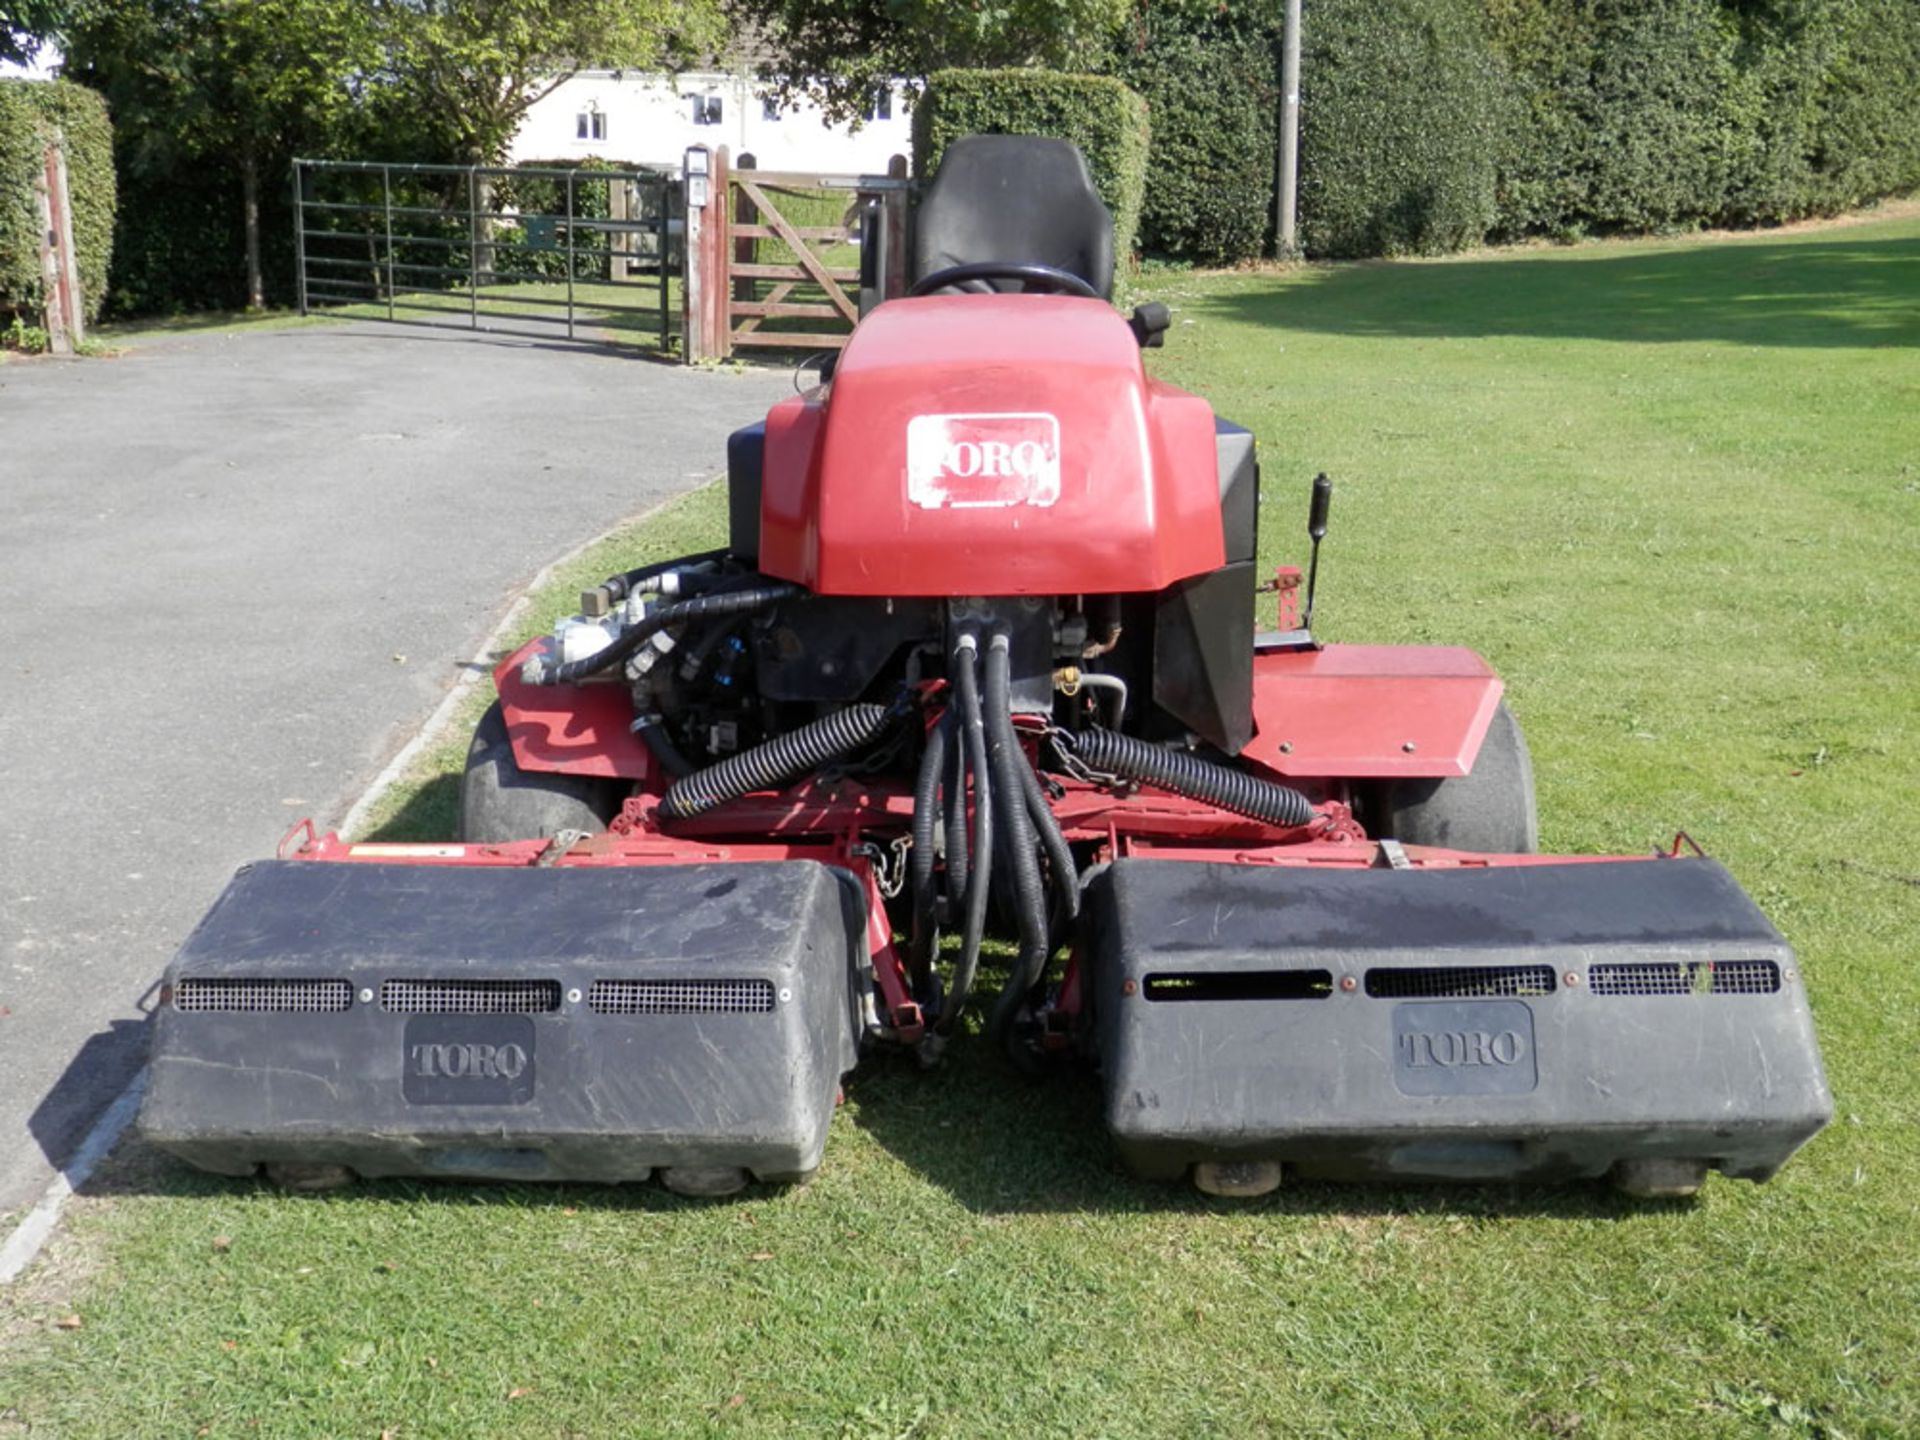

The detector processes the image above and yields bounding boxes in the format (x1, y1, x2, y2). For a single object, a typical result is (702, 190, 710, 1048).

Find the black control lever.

(1304, 473, 1332, 633)
(1129, 302, 1171, 349)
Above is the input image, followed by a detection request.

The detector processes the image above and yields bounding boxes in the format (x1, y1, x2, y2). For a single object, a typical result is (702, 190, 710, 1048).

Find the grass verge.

(1, 215, 1916, 1439)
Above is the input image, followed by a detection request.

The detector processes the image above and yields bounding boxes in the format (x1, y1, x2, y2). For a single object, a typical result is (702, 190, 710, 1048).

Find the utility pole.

(1277, 0, 1302, 257)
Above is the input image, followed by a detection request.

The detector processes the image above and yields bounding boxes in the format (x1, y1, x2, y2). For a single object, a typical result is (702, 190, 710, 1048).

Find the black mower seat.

(912, 135, 1116, 299)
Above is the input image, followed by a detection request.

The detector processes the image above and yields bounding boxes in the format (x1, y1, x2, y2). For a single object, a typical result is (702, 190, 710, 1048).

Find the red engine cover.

(758, 295, 1225, 596)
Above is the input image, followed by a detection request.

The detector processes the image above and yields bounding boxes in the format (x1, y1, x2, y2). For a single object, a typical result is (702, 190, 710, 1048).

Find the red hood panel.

(759, 295, 1225, 596)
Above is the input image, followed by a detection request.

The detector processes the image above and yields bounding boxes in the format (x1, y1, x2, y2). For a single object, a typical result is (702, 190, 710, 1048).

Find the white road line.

(0, 485, 706, 1286)
(0, 1072, 147, 1285)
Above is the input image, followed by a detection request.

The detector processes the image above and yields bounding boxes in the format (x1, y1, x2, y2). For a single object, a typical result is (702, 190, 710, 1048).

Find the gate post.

(466, 167, 480, 330)
(885, 153, 910, 301)
(709, 146, 732, 360)
(34, 138, 82, 353)
(682, 145, 711, 362)
(382, 165, 396, 322)
(292, 160, 308, 316)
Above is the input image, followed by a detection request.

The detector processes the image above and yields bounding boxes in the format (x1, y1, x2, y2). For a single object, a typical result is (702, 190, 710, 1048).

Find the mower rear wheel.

(264, 1162, 356, 1192)
(459, 701, 624, 844)
(1379, 702, 1538, 854)
(1193, 1160, 1283, 1198)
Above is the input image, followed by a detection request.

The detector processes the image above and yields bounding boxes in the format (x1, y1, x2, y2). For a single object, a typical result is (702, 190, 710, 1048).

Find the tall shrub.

(1298, 0, 1504, 258)
(912, 68, 1151, 260)
(1114, 6, 1279, 264)
(1482, 0, 1920, 240)
(0, 79, 116, 323)
(1482, 0, 1593, 239)
(1808, 0, 1920, 211)
(1579, 0, 1742, 231)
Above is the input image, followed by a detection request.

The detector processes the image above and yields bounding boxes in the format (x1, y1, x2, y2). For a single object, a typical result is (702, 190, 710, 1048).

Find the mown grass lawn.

(2, 211, 1916, 1439)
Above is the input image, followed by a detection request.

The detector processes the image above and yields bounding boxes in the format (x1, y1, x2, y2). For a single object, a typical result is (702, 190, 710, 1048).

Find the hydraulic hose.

(659, 703, 892, 820)
(943, 714, 970, 907)
(936, 635, 993, 1038)
(1016, 741, 1079, 927)
(907, 710, 950, 995)
(527, 581, 800, 688)
(633, 714, 694, 780)
(601, 546, 730, 605)
(1070, 727, 1316, 829)
(983, 635, 1052, 1051)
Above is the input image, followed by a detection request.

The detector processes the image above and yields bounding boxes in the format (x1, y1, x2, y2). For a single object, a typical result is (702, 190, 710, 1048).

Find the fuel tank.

(756, 295, 1225, 597)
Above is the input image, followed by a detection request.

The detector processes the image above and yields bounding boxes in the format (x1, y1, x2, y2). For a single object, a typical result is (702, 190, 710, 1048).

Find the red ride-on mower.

(143, 137, 1830, 1200)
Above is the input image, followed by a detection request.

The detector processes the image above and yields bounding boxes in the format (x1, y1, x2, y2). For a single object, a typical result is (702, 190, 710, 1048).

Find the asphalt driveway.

(0, 321, 789, 1211)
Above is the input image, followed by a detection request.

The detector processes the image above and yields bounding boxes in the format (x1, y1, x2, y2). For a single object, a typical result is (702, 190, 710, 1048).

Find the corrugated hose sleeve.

(1069, 727, 1315, 828)
(658, 703, 893, 820)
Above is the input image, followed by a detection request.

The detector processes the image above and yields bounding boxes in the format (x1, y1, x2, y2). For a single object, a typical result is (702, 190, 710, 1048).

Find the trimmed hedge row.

(0, 79, 116, 322)
(1115, 10, 1278, 264)
(1299, 0, 1503, 258)
(1315, 0, 1920, 256)
(1089, 0, 1920, 263)
(912, 69, 1150, 262)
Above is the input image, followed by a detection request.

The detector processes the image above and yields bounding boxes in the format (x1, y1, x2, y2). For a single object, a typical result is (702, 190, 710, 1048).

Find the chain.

(851, 835, 912, 899)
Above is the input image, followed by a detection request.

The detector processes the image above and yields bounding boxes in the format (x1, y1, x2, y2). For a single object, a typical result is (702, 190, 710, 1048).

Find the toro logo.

(906, 412, 1061, 510)
(1391, 1000, 1538, 1096)
(401, 1015, 536, 1105)
(409, 1041, 528, 1080)
(1398, 1030, 1526, 1069)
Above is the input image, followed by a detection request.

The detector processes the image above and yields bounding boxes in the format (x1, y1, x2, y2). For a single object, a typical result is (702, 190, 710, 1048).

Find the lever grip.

(1308, 473, 1332, 541)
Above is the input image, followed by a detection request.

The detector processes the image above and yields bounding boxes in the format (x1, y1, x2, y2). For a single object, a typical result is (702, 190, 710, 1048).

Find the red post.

(36, 140, 82, 354)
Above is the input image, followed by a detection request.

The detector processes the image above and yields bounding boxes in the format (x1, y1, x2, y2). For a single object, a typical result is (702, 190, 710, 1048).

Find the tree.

(62, 0, 373, 309)
(371, 0, 728, 163)
(731, 0, 1131, 121)
(1, 0, 67, 66)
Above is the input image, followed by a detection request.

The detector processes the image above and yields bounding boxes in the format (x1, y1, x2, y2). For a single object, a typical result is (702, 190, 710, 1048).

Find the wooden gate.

(683, 146, 910, 362)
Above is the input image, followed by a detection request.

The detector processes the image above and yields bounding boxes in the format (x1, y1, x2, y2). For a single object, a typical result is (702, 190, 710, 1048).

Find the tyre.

(1378, 701, 1538, 854)
(459, 701, 624, 844)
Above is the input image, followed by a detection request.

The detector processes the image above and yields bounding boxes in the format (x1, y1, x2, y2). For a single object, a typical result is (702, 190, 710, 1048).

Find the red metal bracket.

(1274, 565, 1303, 631)
(276, 818, 319, 859)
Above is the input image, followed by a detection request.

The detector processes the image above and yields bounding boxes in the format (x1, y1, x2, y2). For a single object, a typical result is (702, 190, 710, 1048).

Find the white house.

(508, 70, 913, 174)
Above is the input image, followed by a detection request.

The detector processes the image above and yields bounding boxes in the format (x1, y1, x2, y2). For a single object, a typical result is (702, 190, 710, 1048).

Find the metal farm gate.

(293, 159, 681, 353)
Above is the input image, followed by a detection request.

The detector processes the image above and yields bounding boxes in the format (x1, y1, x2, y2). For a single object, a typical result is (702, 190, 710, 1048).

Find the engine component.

(525, 580, 800, 689)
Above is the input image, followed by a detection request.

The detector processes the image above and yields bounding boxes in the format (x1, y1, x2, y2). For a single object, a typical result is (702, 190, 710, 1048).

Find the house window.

(694, 94, 723, 125)
(762, 95, 782, 122)
(575, 107, 607, 141)
(864, 86, 892, 122)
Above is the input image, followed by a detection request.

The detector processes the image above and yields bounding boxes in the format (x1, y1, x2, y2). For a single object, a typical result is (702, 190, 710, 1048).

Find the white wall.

(509, 70, 912, 175)
(0, 47, 61, 81)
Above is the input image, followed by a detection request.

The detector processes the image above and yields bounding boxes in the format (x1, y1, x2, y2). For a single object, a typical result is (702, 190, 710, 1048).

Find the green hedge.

(912, 69, 1150, 262)
(1116, 11, 1278, 264)
(1092, 0, 1920, 264)
(1484, 0, 1920, 241)
(0, 79, 116, 323)
(1297, 0, 1503, 258)
(1784, 0, 1920, 214)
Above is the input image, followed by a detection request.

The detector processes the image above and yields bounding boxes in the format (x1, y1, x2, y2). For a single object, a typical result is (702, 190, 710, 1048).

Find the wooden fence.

(682, 145, 911, 362)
